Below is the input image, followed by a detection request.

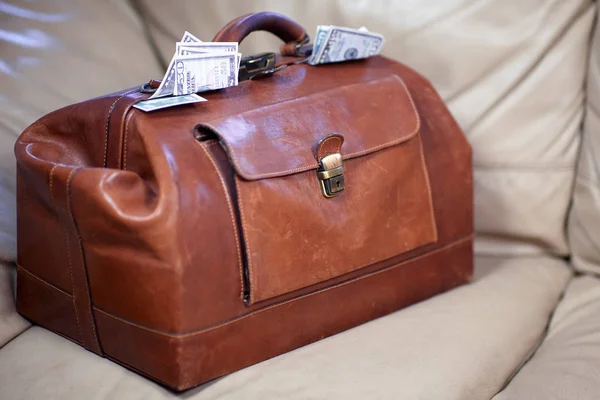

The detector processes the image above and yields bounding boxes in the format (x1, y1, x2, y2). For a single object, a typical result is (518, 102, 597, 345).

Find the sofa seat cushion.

(0, 255, 570, 399)
(0, 263, 28, 347)
(493, 274, 600, 400)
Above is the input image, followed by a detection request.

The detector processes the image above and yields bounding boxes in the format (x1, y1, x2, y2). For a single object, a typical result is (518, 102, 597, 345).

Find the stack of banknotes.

(134, 26, 384, 112)
(150, 31, 242, 99)
(309, 26, 384, 65)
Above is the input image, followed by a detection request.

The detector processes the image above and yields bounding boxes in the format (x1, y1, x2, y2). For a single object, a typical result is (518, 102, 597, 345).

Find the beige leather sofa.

(1, 0, 600, 398)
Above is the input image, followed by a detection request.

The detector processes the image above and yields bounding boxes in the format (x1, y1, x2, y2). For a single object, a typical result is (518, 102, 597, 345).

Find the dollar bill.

(133, 93, 207, 112)
(149, 54, 179, 98)
(151, 32, 242, 99)
(174, 53, 238, 95)
(181, 31, 202, 43)
(150, 31, 202, 99)
(309, 26, 384, 65)
(176, 42, 238, 56)
(311, 25, 331, 59)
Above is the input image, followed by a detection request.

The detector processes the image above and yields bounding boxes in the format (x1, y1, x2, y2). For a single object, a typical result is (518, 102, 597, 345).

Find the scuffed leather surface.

(15, 51, 472, 388)
(206, 76, 437, 302)
(569, 1, 600, 275)
(204, 76, 420, 179)
(0, 255, 571, 399)
(493, 275, 600, 400)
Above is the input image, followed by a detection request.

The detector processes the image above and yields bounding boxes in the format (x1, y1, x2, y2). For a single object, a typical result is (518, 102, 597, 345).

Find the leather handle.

(212, 12, 309, 56)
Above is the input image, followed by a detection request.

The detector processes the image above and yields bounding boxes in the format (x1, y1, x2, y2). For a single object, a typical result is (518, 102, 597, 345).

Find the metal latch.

(238, 52, 277, 81)
(317, 153, 345, 198)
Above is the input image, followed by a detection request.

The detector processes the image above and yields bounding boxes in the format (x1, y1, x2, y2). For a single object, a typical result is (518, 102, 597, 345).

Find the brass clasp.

(317, 153, 345, 198)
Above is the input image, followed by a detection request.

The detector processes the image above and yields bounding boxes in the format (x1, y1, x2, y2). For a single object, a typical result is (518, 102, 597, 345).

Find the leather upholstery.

(569, 2, 600, 275)
(493, 275, 600, 400)
(212, 12, 307, 47)
(1, 0, 600, 397)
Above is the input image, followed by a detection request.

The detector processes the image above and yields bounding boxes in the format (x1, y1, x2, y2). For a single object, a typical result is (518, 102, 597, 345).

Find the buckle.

(317, 153, 345, 198)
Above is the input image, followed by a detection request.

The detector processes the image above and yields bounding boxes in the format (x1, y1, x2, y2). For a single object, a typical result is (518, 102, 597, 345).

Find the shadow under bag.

(14, 12, 473, 391)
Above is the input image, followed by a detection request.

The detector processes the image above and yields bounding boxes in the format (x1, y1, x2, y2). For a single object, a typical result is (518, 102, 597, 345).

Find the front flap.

(198, 75, 438, 304)
(200, 75, 420, 180)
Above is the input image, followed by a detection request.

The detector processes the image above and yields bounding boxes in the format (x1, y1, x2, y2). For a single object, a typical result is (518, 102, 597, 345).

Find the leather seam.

(199, 75, 421, 180)
(122, 111, 136, 170)
(196, 141, 245, 301)
(104, 97, 124, 168)
(92, 235, 472, 338)
(48, 165, 58, 206)
(417, 135, 439, 242)
(66, 169, 103, 353)
(63, 168, 83, 344)
(17, 265, 73, 298)
(104, 89, 139, 168)
(234, 175, 255, 303)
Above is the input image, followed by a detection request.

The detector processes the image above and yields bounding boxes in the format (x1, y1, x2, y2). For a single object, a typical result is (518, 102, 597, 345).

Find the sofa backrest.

(569, 14, 600, 274)
(138, 0, 596, 257)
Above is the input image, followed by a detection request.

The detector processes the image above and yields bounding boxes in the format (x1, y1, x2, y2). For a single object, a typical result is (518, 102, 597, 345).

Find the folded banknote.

(309, 25, 384, 65)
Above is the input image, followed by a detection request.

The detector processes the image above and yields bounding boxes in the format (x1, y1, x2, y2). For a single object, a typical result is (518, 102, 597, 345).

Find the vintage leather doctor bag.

(14, 12, 473, 391)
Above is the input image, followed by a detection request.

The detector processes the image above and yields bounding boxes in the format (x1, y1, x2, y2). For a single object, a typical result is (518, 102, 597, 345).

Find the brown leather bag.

(15, 12, 473, 391)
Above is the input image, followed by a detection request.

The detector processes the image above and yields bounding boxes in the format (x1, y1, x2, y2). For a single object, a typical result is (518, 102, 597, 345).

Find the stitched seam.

(104, 89, 139, 168)
(92, 235, 472, 338)
(17, 265, 73, 297)
(196, 141, 245, 300)
(48, 165, 58, 205)
(199, 76, 421, 180)
(235, 175, 254, 303)
(317, 136, 342, 160)
(63, 168, 83, 343)
(122, 111, 135, 170)
(104, 98, 123, 168)
(417, 135, 439, 242)
(66, 169, 102, 352)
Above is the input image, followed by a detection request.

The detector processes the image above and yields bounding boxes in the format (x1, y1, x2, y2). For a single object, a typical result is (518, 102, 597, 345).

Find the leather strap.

(316, 134, 345, 161)
(212, 12, 308, 56)
(50, 165, 103, 355)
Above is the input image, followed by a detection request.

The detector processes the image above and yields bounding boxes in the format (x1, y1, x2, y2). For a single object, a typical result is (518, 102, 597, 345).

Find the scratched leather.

(202, 76, 436, 303)
(203, 76, 419, 179)
(14, 24, 473, 389)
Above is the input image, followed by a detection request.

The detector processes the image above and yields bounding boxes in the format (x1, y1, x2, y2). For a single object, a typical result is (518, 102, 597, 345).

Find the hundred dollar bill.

(133, 93, 207, 112)
(174, 53, 238, 95)
(176, 42, 238, 56)
(309, 26, 384, 65)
